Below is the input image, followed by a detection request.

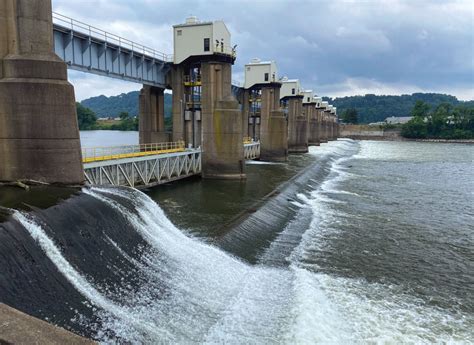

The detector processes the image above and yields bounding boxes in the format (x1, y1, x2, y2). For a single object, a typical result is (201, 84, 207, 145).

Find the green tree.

(402, 102, 474, 139)
(341, 108, 358, 124)
(411, 100, 430, 118)
(76, 103, 97, 130)
(110, 111, 138, 131)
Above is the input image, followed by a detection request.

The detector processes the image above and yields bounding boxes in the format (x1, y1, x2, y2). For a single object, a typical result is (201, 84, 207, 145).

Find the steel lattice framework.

(244, 142, 260, 160)
(84, 150, 202, 188)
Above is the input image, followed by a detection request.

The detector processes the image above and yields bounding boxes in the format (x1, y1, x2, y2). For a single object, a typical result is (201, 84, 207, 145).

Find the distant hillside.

(81, 91, 172, 118)
(81, 91, 473, 124)
(323, 93, 474, 124)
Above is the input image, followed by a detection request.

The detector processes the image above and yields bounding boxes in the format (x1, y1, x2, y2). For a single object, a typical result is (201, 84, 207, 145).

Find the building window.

(177, 30, 182, 36)
(307, 97, 310, 102)
(264, 73, 269, 81)
(247, 66, 251, 71)
(204, 38, 210, 52)
(292, 88, 295, 95)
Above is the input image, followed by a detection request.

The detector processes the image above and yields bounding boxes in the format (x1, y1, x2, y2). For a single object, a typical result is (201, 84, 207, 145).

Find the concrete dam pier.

(0, 0, 340, 186)
(0, 0, 83, 184)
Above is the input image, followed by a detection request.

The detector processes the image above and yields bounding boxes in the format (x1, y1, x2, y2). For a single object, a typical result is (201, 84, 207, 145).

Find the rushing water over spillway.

(0, 140, 473, 343)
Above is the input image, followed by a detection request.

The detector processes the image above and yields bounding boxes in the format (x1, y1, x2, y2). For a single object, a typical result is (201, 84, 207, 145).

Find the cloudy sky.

(52, 0, 474, 101)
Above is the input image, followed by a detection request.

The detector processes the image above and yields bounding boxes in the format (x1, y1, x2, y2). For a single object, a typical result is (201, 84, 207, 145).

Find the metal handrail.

(52, 12, 173, 62)
(82, 141, 186, 163)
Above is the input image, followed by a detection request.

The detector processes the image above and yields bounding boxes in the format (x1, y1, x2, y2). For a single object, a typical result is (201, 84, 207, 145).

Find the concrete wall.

(340, 125, 402, 140)
(0, 0, 84, 184)
(0, 303, 94, 344)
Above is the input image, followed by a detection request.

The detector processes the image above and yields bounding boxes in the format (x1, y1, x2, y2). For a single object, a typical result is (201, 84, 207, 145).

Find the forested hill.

(81, 91, 473, 123)
(81, 91, 172, 118)
(323, 93, 474, 123)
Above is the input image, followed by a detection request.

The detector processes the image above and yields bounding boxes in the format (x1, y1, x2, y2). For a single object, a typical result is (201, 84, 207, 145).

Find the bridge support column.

(0, 0, 83, 184)
(319, 111, 328, 143)
(171, 64, 185, 143)
(329, 119, 335, 140)
(139, 85, 168, 144)
(309, 106, 320, 146)
(201, 61, 245, 179)
(287, 96, 307, 153)
(260, 84, 287, 162)
(241, 90, 250, 138)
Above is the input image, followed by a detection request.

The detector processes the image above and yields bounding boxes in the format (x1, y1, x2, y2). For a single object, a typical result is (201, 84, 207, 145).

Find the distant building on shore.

(385, 116, 412, 124)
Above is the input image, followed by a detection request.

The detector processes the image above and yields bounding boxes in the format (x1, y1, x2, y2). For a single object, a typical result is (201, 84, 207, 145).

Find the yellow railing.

(243, 136, 253, 144)
(183, 75, 202, 86)
(82, 141, 186, 163)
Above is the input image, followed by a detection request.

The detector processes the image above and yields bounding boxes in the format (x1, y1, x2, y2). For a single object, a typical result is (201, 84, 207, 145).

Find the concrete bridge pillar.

(240, 90, 250, 139)
(329, 117, 336, 140)
(0, 0, 83, 184)
(200, 61, 245, 179)
(260, 84, 287, 162)
(319, 110, 328, 143)
(139, 86, 169, 144)
(309, 106, 320, 146)
(171, 64, 185, 143)
(287, 96, 308, 153)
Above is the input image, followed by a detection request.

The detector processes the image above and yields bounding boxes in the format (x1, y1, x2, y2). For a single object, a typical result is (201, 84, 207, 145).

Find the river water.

(0, 133, 473, 343)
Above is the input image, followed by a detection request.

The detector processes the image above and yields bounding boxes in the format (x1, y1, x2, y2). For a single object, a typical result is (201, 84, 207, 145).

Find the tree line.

(76, 103, 138, 131)
(401, 101, 473, 139)
(323, 93, 473, 124)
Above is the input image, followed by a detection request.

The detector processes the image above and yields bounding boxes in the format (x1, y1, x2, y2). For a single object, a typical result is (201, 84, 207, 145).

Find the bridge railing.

(244, 141, 260, 160)
(82, 141, 186, 163)
(53, 12, 173, 62)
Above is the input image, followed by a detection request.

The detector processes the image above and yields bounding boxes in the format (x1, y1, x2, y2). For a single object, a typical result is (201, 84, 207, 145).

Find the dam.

(1, 1, 473, 344)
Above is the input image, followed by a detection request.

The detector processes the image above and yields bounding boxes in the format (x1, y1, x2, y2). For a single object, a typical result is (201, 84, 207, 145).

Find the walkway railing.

(82, 141, 185, 163)
(243, 136, 253, 144)
(53, 12, 173, 62)
(244, 141, 260, 160)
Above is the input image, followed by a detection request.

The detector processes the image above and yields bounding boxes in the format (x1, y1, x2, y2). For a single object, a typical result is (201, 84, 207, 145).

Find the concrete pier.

(259, 84, 288, 161)
(139, 86, 169, 144)
(200, 61, 245, 178)
(287, 95, 307, 153)
(0, 0, 83, 184)
(319, 110, 328, 143)
(309, 106, 322, 146)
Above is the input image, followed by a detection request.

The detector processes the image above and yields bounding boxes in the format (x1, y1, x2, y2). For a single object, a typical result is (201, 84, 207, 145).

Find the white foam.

(14, 137, 471, 343)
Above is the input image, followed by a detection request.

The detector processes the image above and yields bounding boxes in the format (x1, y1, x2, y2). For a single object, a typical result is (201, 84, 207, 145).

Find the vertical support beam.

(309, 105, 320, 146)
(139, 85, 168, 144)
(0, 0, 83, 184)
(200, 61, 245, 179)
(241, 89, 250, 138)
(171, 64, 185, 143)
(260, 84, 287, 162)
(287, 95, 306, 153)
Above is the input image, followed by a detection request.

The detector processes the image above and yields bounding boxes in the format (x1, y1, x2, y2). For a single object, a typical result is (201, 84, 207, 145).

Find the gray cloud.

(53, 0, 474, 100)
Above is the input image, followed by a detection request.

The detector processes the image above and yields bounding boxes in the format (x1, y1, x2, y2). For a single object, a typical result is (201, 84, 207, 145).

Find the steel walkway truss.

(84, 149, 201, 188)
(244, 142, 260, 160)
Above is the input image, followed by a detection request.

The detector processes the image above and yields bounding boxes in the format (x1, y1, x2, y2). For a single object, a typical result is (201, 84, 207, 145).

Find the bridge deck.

(52, 12, 171, 87)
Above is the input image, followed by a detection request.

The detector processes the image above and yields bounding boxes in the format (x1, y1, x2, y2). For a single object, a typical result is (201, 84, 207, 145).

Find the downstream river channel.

(0, 131, 472, 343)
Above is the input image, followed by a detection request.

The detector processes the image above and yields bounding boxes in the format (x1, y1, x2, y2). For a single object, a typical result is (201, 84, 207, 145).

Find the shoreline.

(341, 136, 474, 144)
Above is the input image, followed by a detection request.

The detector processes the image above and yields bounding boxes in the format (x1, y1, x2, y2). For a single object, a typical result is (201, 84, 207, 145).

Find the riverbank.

(340, 125, 474, 143)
